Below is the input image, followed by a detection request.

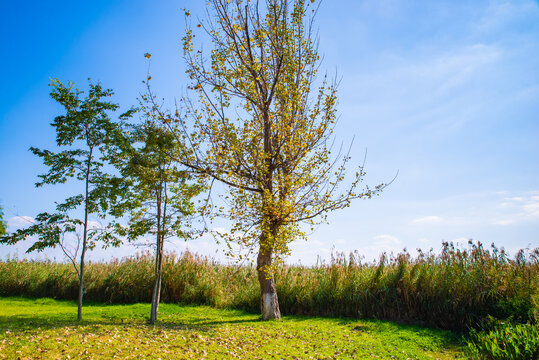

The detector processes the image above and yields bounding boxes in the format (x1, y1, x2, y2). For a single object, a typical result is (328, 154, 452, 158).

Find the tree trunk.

(150, 182, 165, 325)
(150, 234, 163, 324)
(257, 246, 281, 320)
(77, 245, 86, 322)
(78, 147, 92, 322)
(258, 90, 280, 320)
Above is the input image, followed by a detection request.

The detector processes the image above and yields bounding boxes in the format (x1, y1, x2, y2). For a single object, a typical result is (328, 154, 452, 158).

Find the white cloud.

(345, 42, 504, 137)
(492, 192, 539, 226)
(7, 216, 34, 229)
(87, 220, 105, 230)
(523, 199, 539, 218)
(347, 235, 405, 262)
(6, 216, 107, 232)
(425, 44, 502, 93)
(406, 191, 539, 228)
(412, 215, 444, 224)
(372, 234, 402, 246)
(352, 44, 502, 99)
(448, 237, 471, 244)
(492, 219, 518, 226)
(287, 240, 332, 266)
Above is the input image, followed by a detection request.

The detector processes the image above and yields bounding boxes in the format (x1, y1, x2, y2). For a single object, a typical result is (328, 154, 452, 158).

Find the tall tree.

(14, 79, 122, 321)
(108, 84, 202, 324)
(171, 0, 388, 320)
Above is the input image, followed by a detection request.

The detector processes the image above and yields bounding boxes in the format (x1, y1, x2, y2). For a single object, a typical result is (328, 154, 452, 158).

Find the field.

(1, 242, 537, 332)
(1, 242, 537, 359)
(0, 297, 466, 359)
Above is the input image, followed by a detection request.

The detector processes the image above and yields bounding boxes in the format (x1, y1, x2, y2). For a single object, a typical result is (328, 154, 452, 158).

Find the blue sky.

(1, 0, 538, 264)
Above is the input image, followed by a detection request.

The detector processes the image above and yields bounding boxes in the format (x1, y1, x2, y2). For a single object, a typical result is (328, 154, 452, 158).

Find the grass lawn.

(0, 297, 466, 359)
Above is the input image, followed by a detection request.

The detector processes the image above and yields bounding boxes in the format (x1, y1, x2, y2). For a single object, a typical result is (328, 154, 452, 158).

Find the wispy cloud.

(492, 219, 518, 226)
(412, 215, 444, 224)
(473, 0, 539, 34)
(7, 216, 34, 229)
(350, 235, 405, 262)
(345, 43, 504, 137)
(523, 197, 539, 218)
(372, 234, 402, 246)
(288, 238, 331, 265)
(405, 191, 539, 228)
(493, 192, 539, 226)
(87, 220, 105, 230)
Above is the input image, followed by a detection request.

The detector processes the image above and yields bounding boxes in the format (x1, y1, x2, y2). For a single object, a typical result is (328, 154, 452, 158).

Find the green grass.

(0, 297, 466, 359)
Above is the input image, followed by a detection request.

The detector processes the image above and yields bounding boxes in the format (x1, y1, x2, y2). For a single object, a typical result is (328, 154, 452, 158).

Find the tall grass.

(0, 241, 536, 331)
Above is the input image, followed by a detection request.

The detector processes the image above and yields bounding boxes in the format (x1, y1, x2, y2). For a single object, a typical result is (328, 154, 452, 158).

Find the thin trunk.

(257, 226, 281, 320)
(150, 234, 163, 324)
(78, 147, 93, 322)
(149, 234, 164, 324)
(150, 237, 161, 324)
(150, 190, 161, 324)
(77, 243, 86, 322)
(150, 180, 165, 324)
(157, 188, 167, 316)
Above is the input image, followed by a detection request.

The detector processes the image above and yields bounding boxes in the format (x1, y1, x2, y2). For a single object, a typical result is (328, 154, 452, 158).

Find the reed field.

(1, 241, 536, 333)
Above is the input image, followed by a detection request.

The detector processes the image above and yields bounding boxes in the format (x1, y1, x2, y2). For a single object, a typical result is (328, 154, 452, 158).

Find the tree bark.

(150, 234, 163, 324)
(150, 180, 166, 325)
(257, 84, 281, 321)
(78, 147, 93, 322)
(257, 245, 281, 321)
(77, 245, 86, 322)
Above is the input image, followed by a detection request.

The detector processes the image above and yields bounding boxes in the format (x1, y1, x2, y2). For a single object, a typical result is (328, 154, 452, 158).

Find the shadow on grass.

(0, 296, 464, 349)
(0, 315, 265, 334)
(0, 314, 128, 330)
(0, 299, 263, 334)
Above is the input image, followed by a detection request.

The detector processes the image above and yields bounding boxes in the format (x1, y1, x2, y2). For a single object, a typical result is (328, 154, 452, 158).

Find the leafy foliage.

(0, 78, 125, 321)
(0, 212, 82, 264)
(172, 0, 392, 320)
(106, 86, 203, 323)
(467, 321, 539, 360)
(0, 205, 6, 236)
(179, 0, 386, 269)
(108, 95, 202, 245)
(23, 78, 125, 250)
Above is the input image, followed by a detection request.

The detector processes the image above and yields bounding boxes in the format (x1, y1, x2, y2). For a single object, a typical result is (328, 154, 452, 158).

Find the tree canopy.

(166, 0, 388, 319)
(108, 86, 203, 324)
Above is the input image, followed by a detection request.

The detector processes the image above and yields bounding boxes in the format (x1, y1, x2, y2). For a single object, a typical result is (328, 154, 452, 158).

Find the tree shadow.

(0, 297, 464, 349)
(0, 311, 262, 334)
(0, 314, 130, 331)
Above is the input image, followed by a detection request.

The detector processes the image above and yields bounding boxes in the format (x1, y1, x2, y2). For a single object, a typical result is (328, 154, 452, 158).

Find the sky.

(0, 0, 538, 265)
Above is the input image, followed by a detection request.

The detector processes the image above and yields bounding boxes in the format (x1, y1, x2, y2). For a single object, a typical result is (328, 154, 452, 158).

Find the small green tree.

(0, 205, 7, 236)
(109, 84, 202, 324)
(1, 79, 124, 321)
